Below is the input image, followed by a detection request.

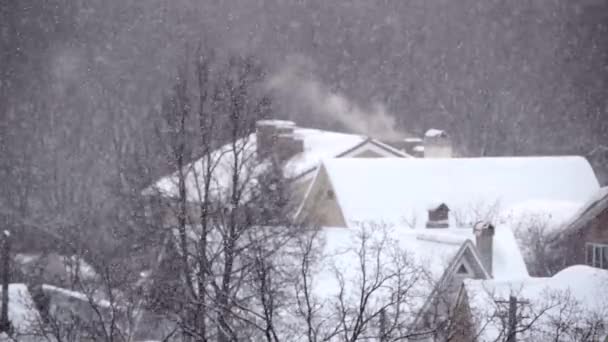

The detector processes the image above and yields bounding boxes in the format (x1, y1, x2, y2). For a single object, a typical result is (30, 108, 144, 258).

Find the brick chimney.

(426, 203, 450, 228)
(424, 129, 452, 158)
(255, 120, 304, 161)
(474, 221, 495, 277)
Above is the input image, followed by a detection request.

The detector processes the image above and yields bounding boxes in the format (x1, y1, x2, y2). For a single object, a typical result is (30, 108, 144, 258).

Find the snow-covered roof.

(0, 284, 41, 336)
(403, 224, 527, 281)
(145, 127, 406, 202)
(462, 265, 608, 341)
(312, 224, 527, 329)
(313, 226, 466, 326)
(14, 253, 98, 282)
(321, 156, 599, 228)
(43, 284, 113, 309)
(425, 128, 447, 138)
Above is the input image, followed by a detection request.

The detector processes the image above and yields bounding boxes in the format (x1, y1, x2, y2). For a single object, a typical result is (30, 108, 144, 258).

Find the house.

(0, 284, 43, 341)
(33, 284, 176, 342)
(453, 265, 608, 342)
(297, 156, 600, 228)
(551, 187, 608, 270)
(310, 221, 529, 341)
(143, 119, 410, 226)
(146, 119, 410, 200)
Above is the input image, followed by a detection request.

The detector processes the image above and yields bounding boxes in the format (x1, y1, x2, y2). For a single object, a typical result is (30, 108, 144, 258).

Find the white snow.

(463, 265, 608, 341)
(312, 226, 465, 324)
(413, 224, 528, 280)
(312, 224, 528, 326)
(425, 128, 446, 138)
(256, 119, 296, 127)
(413, 145, 425, 152)
(282, 128, 367, 178)
(321, 156, 599, 228)
(42, 284, 112, 308)
(145, 127, 387, 201)
(499, 199, 584, 231)
(0, 284, 41, 335)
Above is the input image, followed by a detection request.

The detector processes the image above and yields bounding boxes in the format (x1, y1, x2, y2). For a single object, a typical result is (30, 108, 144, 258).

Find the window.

(326, 189, 335, 200)
(585, 243, 608, 269)
(457, 264, 469, 274)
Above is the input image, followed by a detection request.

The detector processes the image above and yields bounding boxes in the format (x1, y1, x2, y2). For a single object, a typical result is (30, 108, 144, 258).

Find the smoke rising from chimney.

(267, 57, 404, 140)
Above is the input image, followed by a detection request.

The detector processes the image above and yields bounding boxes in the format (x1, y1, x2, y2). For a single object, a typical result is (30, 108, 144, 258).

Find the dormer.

(426, 203, 450, 228)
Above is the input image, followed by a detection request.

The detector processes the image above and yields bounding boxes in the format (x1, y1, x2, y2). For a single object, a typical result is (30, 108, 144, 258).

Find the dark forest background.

(1, 0, 607, 251)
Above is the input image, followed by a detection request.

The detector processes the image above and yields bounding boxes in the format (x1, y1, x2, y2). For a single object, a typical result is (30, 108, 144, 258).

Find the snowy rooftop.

(321, 156, 599, 228)
(463, 265, 608, 341)
(313, 224, 527, 327)
(145, 127, 405, 201)
(0, 284, 41, 337)
(425, 128, 447, 138)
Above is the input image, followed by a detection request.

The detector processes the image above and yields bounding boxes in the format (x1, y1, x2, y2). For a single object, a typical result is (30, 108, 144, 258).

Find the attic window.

(326, 189, 335, 200)
(457, 264, 469, 275)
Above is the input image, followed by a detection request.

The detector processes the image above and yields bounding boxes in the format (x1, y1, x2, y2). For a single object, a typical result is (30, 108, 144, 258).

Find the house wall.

(352, 149, 385, 158)
(296, 166, 346, 227)
(450, 293, 477, 342)
(564, 207, 608, 267)
(413, 247, 488, 340)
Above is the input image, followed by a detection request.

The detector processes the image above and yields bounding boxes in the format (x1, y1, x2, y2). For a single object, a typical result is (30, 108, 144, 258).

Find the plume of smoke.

(267, 58, 404, 140)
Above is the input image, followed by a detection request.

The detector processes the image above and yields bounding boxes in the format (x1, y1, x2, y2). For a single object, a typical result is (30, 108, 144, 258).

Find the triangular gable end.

(295, 164, 349, 227)
(293, 138, 410, 184)
(449, 240, 491, 280)
(337, 138, 411, 159)
(411, 240, 490, 333)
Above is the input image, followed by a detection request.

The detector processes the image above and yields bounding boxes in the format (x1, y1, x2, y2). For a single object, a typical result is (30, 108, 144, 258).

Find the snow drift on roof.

(425, 128, 446, 138)
(322, 156, 599, 228)
(314, 223, 527, 325)
(145, 127, 375, 201)
(0, 284, 41, 336)
(313, 226, 466, 325)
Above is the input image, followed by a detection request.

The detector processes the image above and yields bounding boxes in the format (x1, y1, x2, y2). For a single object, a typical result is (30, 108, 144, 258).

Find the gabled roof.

(144, 127, 408, 201)
(316, 224, 527, 328)
(319, 156, 599, 228)
(461, 265, 608, 341)
(0, 284, 41, 338)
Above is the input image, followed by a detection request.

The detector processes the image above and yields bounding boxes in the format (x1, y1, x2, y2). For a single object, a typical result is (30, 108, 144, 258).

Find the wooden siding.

(563, 207, 608, 267)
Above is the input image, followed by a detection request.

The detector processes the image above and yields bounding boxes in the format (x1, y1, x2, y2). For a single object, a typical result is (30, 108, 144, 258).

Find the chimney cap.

(427, 202, 449, 211)
(256, 119, 296, 128)
(425, 128, 448, 138)
(473, 221, 495, 236)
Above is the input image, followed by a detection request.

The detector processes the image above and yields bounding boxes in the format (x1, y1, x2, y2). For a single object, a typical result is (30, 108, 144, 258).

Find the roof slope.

(322, 156, 599, 227)
(313, 226, 469, 326)
(556, 186, 608, 238)
(463, 265, 608, 341)
(0, 284, 42, 338)
(145, 127, 405, 201)
(314, 224, 527, 326)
